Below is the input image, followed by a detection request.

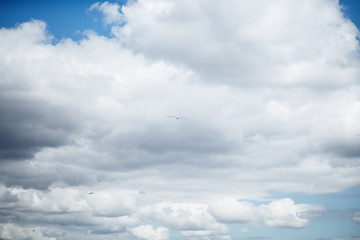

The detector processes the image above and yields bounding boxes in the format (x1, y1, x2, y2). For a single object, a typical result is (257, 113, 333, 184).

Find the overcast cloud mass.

(0, 0, 360, 239)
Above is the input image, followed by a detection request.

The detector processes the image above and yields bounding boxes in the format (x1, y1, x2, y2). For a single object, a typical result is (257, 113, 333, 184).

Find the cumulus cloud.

(1, 17, 360, 193)
(180, 230, 232, 239)
(89, 1, 125, 25)
(140, 202, 229, 235)
(0, 186, 140, 240)
(209, 198, 324, 228)
(258, 198, 324, 228)
(208, 199, 256, 224)
(1, 0, 360, 239)
(129, 224, 169, 240)
(113, 0, 360, 87)
(0, 223, 56, 240)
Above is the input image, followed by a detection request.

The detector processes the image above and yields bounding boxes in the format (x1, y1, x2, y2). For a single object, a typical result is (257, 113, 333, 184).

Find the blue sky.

(1, 0, 359, 40)
(341, 0, 360, 28)
(0, 0, 127, 40)
(1, 1, 360, 240)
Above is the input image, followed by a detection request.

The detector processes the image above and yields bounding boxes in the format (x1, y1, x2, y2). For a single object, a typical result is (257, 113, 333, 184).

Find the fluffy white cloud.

(0, 184, 140, 237)
(113, 0, 360, 87)
(1, 0, 360, 239)
(208, 199, 256, 224)
(209, 198, 324, 228)
(89, 1, 125, 25)
(136, 202, 232, 239)
(7, 185, 138, 217)
(258, 198, 324, 228)
(1, 18, 360, 197)
(180, 230, 232, 240)
(0, 224, 56, 240)
(140, 202, 228, 234)
(129, 224, 169, 240)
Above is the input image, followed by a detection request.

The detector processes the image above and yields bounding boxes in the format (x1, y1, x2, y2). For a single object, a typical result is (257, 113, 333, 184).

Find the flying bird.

(167, 116, 188, 120)
(88, 192, 94, 195)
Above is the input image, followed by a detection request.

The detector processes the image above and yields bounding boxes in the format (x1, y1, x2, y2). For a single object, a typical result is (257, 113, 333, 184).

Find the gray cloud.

(118, 123, 233, 154)
(95, 121, 236, 170)
(0, 95, 80, 160)
(1, 0, 360, 239)
(323, 139, 360, 159)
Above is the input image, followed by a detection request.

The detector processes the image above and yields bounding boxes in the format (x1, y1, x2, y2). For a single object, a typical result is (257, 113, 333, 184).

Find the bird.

(167, 116, 188, 120)
(88, 192, 94, 195)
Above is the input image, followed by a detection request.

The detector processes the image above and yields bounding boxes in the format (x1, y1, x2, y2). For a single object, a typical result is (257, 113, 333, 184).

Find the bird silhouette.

(167, 116, 188, 120)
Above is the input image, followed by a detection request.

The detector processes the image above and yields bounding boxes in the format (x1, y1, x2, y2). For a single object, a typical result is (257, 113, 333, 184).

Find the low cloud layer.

(1, 0, 360, 239)
(209, 198, 324, 228)
(0, 185, 324, 239)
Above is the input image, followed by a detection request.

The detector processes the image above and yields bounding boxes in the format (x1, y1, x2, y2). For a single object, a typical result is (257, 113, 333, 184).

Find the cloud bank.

(1, 0, 360, 239)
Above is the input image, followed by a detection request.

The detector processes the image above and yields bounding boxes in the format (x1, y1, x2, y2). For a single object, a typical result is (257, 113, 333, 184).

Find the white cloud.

(258, 198, 324, 228)
(129, 224, 169, 240)
(180, 230, 232, 239)
(208, 199, 256, 224)
(0, 224, 56, 240)
(209, 198, 324, 228)
(7, 185, 138, 217)
(1, 0, 360, 239)
(113, 0, 360, 88)
(89, 1, 125, 25)
(0, 184, 140, 237)
(1, 17, 360, 198)
(140, 202, 228, 234)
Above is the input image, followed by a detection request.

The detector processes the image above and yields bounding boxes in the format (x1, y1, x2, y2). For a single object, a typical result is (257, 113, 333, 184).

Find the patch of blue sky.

(272, 186, 360, 210)
(229, 187, 360, 240)
(228, 223, 311, 240)
(227, 218, 360, 240)
(340, 0, 360, 29)
(310, 215, 360, 239)
(0, 0, 126, 41)
(169, 230, 185, 240)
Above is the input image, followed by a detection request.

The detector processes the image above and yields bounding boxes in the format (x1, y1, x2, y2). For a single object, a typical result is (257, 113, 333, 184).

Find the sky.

(0, 0, 360, 240)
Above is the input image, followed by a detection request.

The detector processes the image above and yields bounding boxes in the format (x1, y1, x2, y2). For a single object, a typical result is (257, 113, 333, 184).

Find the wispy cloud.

(89, 1, 125, 25)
